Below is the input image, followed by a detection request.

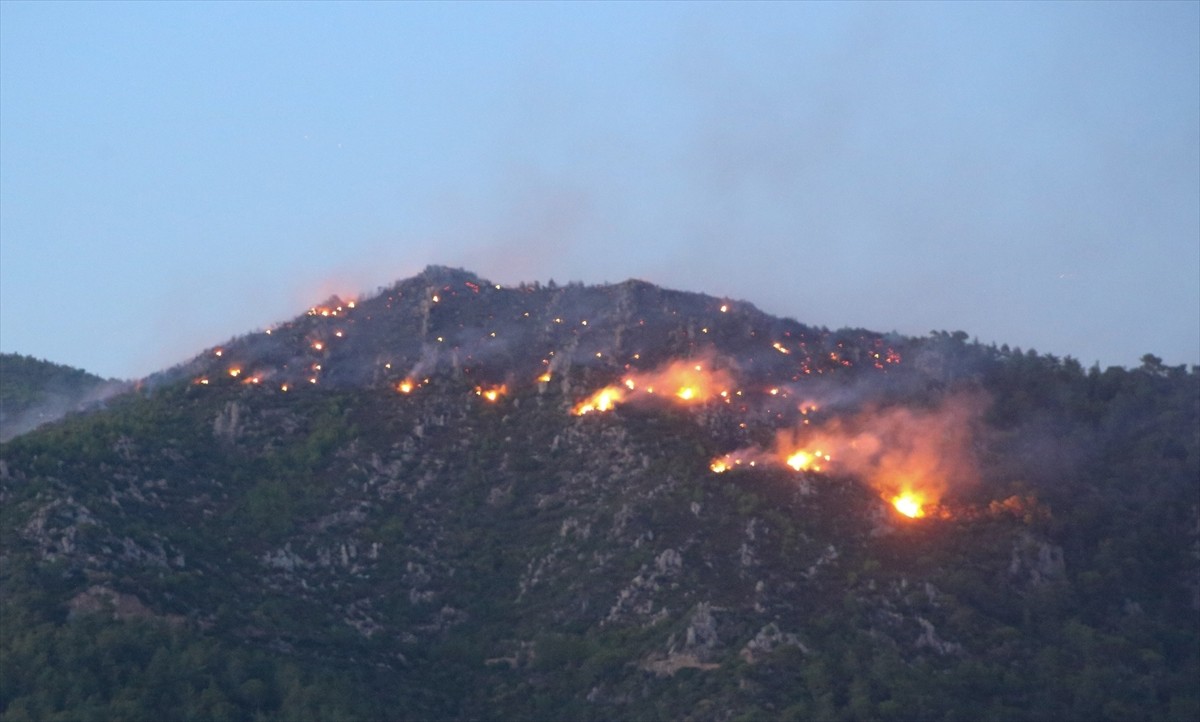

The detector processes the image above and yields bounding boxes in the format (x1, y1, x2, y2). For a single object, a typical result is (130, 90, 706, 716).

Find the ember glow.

(573, 358, 736, 416)
(891, 492, 926, 519)
(575, 387, 624, 415)
(475, 384, 506, 402)
(709, 453, 759, 473)
(714, 392, 985, 518)
(785, 449, 829, 472)
(396, 380, 415, 394)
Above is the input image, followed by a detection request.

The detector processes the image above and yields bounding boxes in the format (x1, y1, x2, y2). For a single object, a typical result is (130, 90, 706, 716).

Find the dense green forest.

(1, 272, 1196, 721)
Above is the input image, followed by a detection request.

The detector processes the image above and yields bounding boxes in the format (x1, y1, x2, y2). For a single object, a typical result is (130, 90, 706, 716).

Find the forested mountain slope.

(1, 267, 1196, 721)
(0, 353, 125, 442)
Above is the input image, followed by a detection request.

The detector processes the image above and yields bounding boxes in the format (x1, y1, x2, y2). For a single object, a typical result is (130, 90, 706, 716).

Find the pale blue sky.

(2, 1, 1197, 379)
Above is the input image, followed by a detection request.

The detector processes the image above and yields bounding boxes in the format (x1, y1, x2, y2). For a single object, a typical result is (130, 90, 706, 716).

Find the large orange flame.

(574, 387, 624, 415)
(712, 393, 985, 519)
(574, 358, 736, 416)
(891, 492, 926, 518)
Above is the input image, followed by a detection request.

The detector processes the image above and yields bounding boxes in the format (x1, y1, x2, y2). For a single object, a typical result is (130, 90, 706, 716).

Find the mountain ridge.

(1, 267, 1196, 721)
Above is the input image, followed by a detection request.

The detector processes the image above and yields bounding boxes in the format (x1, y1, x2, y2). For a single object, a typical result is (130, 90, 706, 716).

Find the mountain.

(1, 266, 1197, 721)
(0, 353, 126, 442)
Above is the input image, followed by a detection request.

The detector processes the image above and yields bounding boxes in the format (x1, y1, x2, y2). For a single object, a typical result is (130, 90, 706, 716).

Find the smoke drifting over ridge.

(713, 388, 989, 516)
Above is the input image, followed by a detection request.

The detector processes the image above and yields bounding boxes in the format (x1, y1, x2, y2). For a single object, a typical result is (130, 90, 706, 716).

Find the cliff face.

(1, 267, 1196, 721)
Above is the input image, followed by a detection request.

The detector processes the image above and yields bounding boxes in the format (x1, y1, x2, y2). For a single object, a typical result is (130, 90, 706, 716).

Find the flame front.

(575, 359, 735, 415)
(785, 449, 829, 472)
(891, 492, 925, 519)
(475, 384, 506, 402)
(575, 387, 624, 415)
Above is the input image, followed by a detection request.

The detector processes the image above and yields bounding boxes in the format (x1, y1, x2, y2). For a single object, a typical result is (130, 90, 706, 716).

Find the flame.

(537, 372, 553, 383)
(891, 492, 925, 519)
(475, 384, 506, 402)
(574, 358, 736, 415)
(575, 387, 624, 415)
(194, 377, 209, 385)
(784, 449, 829, 472)
(708, 452, 758, 473)
(228, 368, 242, 378)
(312, 341, 325, 351)
(397, 380, 415, 394)
(717, 394, 983, 519)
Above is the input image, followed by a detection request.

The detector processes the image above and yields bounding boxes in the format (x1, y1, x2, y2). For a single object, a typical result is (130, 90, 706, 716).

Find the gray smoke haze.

(1, 3, 1194, 379)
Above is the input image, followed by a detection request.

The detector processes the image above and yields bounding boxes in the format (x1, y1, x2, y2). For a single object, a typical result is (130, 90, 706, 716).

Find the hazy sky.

(2, 1, 1197, 379)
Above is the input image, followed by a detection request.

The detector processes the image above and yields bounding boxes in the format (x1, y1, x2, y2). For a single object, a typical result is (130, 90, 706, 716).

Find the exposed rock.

(915, 616, 963, 655)
(739, 623, 809, 663)
(1009, 532, 1066, 586)
(212, 401, 244, 442)
(68, 585, 166, 622)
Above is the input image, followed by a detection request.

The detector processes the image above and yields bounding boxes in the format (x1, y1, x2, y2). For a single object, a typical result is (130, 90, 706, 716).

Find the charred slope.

(149, 265, 904, 394)
(0, 268, 1197, 721)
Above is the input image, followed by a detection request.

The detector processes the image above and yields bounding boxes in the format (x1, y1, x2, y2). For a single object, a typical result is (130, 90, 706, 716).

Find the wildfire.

(574, 358, 735, 415)
(475, 384, 506, 402)
(228, 368, 242, 378)
(784, 449, 829, 472)
(891, 492, 926, 519)
(537, 372, 553, 383)
(709, 454, 758, 473)
(396, 380, 416, 394)
(307, 296, 355, 317)
(716, 394, 983, 521)
(575, 387, 624, 415)
(312, 341, 325, 351)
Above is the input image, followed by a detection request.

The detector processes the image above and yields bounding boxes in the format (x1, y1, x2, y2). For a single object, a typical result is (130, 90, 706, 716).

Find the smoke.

(574, 353, 739, 415)
(0, 379, 129, 442)
(720, 390, 988, 505)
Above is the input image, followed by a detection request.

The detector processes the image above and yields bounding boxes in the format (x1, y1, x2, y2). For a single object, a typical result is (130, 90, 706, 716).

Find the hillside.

(0, 353, 125, 442)
(1, 266, 1197, 721)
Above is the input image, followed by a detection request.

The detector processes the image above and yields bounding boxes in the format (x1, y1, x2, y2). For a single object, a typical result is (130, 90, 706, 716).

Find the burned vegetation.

(2, 266, 1197, 721)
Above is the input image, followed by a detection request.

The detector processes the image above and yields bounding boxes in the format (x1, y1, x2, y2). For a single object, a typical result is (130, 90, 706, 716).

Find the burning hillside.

(165, 267, 1006, 521)
(6, 267, 1196, 722)
(573, 358, 737, 415)
(711, 393, 985, 519)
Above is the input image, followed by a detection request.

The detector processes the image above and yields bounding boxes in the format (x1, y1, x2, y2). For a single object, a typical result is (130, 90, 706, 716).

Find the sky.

(1, 1, 1197, 380)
